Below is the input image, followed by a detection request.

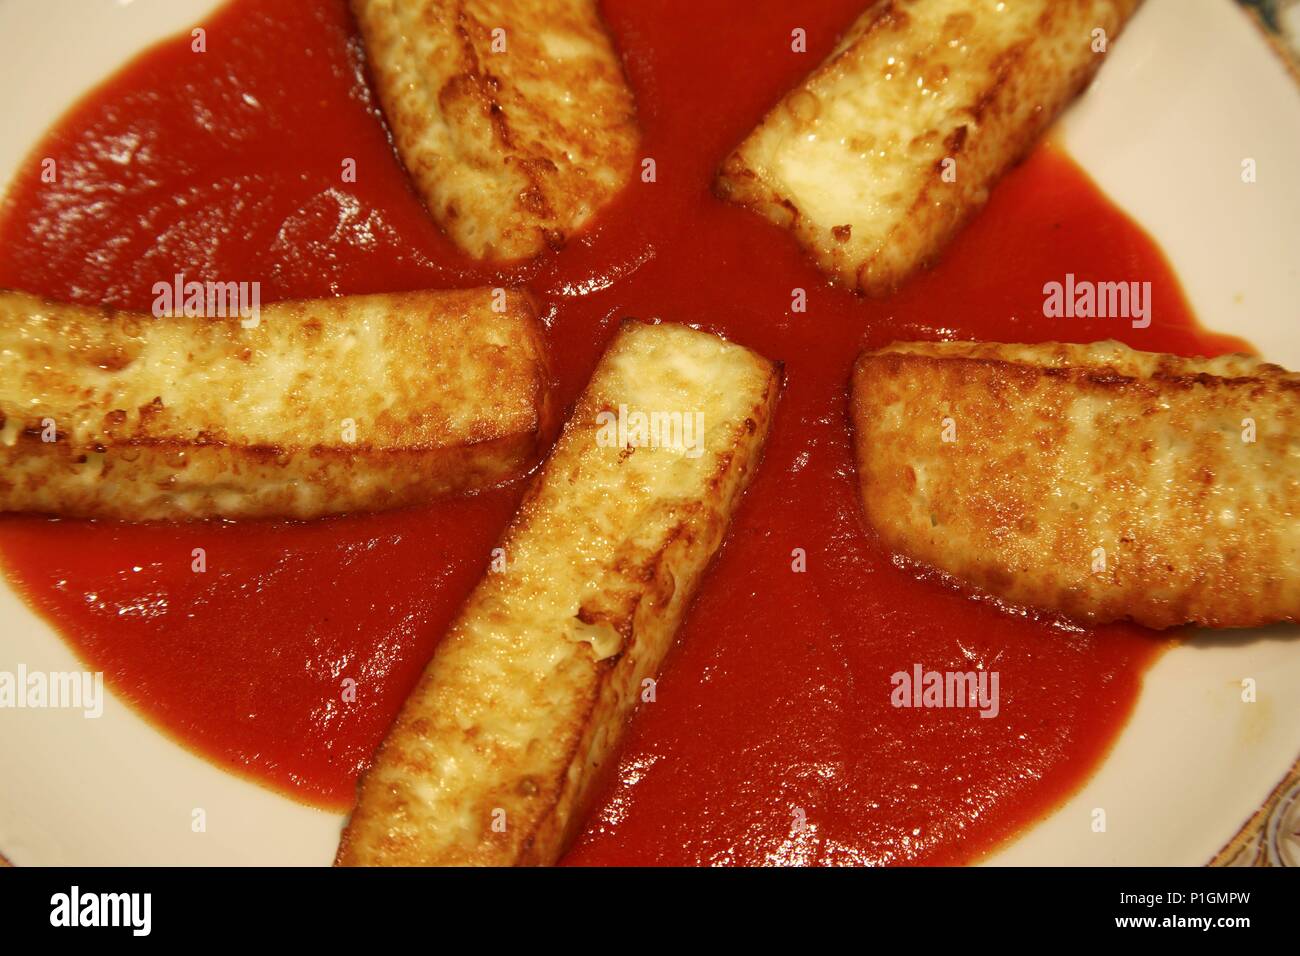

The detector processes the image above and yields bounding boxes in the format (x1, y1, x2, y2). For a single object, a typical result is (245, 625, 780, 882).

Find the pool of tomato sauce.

(0, 0, 1249, 865)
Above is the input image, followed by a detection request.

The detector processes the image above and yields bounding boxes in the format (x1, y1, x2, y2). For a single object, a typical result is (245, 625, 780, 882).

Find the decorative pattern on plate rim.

(1211, 756, 1300, 866)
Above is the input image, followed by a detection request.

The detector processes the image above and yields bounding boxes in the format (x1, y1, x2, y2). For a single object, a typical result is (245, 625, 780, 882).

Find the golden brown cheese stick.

(717, 0, 1142, 295)
(338, 320, 780, 865)
(0, 288, 552, 520)
(851, 340, 1300, 629)
(352, 0, 640, 261)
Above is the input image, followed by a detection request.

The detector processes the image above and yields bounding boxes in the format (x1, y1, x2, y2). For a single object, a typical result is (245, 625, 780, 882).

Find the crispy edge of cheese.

(850, 340, 1300, 629)
(337, 319, 781, 866)
(715, 0, 1142, 295)
(0, 288, 554, 520)
(352, 0, 640, 261)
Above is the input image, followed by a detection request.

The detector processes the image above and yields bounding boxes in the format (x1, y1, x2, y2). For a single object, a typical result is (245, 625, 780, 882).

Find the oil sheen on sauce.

(0, 0, 1245, 865)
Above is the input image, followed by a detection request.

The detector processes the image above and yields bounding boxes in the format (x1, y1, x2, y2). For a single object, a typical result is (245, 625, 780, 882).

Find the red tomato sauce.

(0, 0, 1247, 864)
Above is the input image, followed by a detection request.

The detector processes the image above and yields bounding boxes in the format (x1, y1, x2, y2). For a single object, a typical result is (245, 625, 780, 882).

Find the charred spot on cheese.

(851, 340, 1300, 629)
(716, 0, 1142, 295)
(337, 320, 780, 866)
(351, 0, 640, 261)
(0, 288, 553, 520)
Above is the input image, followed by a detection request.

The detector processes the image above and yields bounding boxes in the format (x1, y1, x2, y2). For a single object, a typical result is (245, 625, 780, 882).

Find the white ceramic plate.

(1, 0, 1297, 866)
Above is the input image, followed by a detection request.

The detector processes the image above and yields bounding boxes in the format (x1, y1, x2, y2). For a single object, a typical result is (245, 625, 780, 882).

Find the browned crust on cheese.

(337, 320, 780, 865)
(0, 288, 554, 520)
(716, 0, 1143, 295)
(851, 340, 1300, 629)
(351, 0, 640, 260)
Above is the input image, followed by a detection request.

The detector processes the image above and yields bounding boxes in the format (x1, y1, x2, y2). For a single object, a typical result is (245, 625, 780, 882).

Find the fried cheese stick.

(352, 0, 640, 260)
(851, 340, 1300, 629)
(716, 0, 1142, 295)
(338, 320, 780, 865)
(0, 288, 552, 520)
